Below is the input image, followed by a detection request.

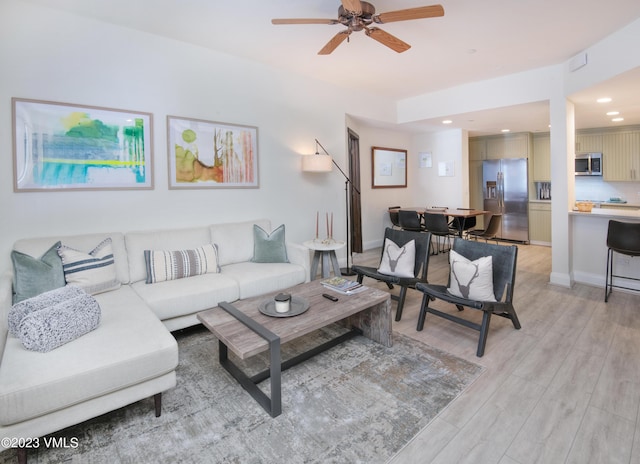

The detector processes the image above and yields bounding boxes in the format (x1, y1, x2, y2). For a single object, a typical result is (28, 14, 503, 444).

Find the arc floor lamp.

(302, 139, 360, 276)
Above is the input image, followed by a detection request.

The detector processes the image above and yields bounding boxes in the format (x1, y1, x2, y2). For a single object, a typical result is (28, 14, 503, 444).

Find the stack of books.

(321, 276, 366, 295)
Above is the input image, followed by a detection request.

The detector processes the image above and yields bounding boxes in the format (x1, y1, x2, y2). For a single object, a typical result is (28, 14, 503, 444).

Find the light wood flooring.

(349, 242, 640, 464)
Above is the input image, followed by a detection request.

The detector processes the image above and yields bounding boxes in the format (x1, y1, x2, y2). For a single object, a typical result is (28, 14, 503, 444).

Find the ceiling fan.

(271, 0, 444, 55)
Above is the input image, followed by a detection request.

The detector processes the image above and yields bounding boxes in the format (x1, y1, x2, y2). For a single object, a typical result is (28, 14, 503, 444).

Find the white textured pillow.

(57, 238, 120, 295)
(447, 249, 496, 301)
(377, 238, 416, 278)
(144, 243, 220, 284)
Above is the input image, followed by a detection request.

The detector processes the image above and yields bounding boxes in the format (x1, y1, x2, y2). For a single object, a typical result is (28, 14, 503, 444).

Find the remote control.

(322, 293, 339, 302)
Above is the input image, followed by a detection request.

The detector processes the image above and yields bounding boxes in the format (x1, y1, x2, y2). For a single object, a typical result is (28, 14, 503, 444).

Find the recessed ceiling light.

(442, 120, 453, 124)
(612, 117, 624, 122)
(597, 97, 612, 103)
(606, 111, 619, 116)
(501, 129, 510, 133)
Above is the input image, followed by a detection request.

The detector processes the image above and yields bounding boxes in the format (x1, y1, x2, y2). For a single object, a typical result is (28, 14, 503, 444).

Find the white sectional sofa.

(0, 219, 310, 463)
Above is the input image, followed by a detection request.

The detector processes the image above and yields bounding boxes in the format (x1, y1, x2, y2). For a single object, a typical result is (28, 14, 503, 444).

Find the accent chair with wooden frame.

(415, 238, 520, 357)
(352, 228, 432, 322)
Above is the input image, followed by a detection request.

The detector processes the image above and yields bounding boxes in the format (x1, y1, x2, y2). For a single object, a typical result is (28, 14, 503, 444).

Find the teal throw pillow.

(11, 241, 66, 303)
(251, 224, 289, 263)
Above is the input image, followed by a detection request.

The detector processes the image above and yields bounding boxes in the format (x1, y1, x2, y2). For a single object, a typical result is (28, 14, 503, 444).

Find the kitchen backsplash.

(575, 177, 640, 203)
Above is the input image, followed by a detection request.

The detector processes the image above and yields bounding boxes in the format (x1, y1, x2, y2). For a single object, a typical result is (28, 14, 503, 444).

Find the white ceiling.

(24, 0, 640, 136)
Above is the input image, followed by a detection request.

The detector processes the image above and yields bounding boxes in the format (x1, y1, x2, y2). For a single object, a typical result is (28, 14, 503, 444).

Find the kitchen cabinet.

(485, 133, 531, 160)
(575, 133, 603, 153)
(532, 133, 551, 181)
(469, 139, 487, 160)
(529, 202, 551, 245)
(469, 133, 531, 160)
(602, 130, 640, 181)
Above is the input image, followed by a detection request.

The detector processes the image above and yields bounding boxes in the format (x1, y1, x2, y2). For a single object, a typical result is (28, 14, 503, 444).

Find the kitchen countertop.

(577, 200, 640, 208)
(599, 202, 640, 208)
(570, 208, 640, 219)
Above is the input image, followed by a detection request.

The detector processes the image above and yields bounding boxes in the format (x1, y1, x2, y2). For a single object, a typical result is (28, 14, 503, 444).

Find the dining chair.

(352, 228, 432, 321)
(415, 238, 520, 357)
(450, 208, 477, 237)
(398, 210, 425, 232)
(423, 211, 454, 254)
(467, 214, 502, 243)
(604, 220, 640, 302)
(388, 206, 401, 229)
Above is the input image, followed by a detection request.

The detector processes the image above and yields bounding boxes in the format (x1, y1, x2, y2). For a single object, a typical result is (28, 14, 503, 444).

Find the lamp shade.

(301, 154, 332, 172)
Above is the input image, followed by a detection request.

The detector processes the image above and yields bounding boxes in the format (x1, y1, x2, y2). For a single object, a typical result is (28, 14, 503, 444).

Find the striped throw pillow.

(57, 238, 121, 295)
(144, 244, 220, 284)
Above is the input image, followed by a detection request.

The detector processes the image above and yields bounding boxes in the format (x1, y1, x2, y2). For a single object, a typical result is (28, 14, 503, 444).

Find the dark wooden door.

(348, 128, 362, 253)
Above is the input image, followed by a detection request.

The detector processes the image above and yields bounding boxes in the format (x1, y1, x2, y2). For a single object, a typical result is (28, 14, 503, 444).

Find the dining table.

(392, 207, 490, 237)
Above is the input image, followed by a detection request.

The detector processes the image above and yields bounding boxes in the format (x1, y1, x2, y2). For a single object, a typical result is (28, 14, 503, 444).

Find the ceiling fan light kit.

(272, 1, 444, 55)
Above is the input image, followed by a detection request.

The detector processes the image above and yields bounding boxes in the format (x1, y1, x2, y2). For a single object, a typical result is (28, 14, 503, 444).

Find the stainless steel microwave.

(575, 152, 603, 176)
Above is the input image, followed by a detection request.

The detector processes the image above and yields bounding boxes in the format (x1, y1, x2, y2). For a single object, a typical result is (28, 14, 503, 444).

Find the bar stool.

(605, 220, 640, 302)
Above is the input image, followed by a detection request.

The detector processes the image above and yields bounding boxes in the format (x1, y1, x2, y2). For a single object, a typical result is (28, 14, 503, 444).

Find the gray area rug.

(5, 325, 483, 464)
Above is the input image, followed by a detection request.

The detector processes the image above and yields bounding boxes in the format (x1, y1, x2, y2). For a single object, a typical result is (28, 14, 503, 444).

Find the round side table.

(303, 240, 346, 280)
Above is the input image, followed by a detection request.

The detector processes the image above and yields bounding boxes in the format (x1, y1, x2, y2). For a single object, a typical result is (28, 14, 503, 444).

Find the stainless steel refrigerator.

(482, 158, 529, 242)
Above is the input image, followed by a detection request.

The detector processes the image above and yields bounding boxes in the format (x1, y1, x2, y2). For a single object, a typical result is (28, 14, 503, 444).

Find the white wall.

(343, 119, 468, 250)
(344, 119, 414, 250)
(0, 1, 399, 271)
(564, 17, 640, 95)
(397, 66, 557, 124)
(412, 129, 468, 210)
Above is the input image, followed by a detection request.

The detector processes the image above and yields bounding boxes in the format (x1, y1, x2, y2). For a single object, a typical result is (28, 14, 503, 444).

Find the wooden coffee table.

(197, 280, 392, 417)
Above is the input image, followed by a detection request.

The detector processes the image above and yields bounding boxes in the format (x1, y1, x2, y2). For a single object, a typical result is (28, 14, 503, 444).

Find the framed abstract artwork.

(167, 116, 259, 189)
(372, 146, 407, 188)
(12, 98, 153, 191)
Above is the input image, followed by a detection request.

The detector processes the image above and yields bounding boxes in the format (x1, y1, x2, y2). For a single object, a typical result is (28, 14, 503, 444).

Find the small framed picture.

(372, 146, 407, 188)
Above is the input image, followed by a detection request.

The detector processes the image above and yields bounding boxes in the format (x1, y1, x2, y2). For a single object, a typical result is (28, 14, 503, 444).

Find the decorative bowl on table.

(259, 296, 310, 318)
(576, 201, 594, 212)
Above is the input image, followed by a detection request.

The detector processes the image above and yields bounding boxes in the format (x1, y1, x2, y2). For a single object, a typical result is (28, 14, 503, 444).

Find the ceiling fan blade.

(341, 0, 362, 14)
(272, 18, 339, 25)
(375, 4, 444, 23)
(318, 31, 351, 55)
(365, 27, 411, 53)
